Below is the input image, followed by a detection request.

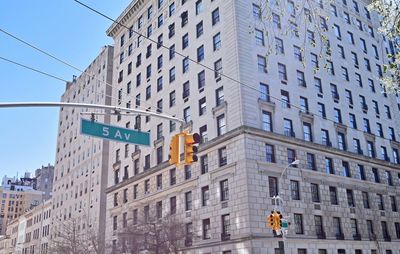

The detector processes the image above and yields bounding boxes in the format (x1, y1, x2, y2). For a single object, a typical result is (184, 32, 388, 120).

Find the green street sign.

(80, 118, 150, 146)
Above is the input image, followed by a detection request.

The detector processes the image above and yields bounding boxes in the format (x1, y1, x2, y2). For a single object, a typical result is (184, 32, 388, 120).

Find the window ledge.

(212, 101, 227, 117)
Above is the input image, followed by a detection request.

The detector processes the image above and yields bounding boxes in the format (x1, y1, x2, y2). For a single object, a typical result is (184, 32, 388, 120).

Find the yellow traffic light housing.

(169, 134, 180, 165)
(184, 133, 200, 165)
(267, 211, 282, 231)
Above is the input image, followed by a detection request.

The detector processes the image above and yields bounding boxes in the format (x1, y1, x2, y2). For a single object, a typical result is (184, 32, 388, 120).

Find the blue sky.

(0, 0, 131, 178)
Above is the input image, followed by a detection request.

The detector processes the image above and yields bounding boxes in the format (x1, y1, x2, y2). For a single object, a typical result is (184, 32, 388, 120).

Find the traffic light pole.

(0, 102, 185, 124)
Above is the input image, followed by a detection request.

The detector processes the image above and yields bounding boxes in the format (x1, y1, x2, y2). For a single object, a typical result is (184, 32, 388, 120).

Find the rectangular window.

(311, 183, 320, 202)
(266, 144, 275, 163)
(203, 219, 211, 239)
(362, 192, 370, 208)
(306, 153, 315, 170)
(212, 8, 220, 25)
(294, 214, 304, 234)
(269, 176, 278, 197)
(217, 114, 226, 136)
(314, 215, 324, 236)
(170, 168, 176, 185)
(185, 191, 192, 211)
(200, 155, 208, 174)
(347, 189, 355, 207)
(202, 186, 209, 206)
(262, 111, 272, 132)
(291, 180, 300, 200)
(213, 32, 222, 51)
(219, 179, 229, 201)
(219, 147, 227, 166)
(170, 196, 176, 214)
(330, 186, 338, 205)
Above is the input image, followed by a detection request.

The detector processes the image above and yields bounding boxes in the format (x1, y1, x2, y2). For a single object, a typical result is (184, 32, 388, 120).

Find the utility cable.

(72, 0, 400, 145)
(0, 28, 169, 118)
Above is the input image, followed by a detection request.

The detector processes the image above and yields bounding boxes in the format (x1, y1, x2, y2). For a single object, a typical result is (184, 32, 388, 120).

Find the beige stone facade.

(51, 45, 113, 251)
(103, 0, 400, 253)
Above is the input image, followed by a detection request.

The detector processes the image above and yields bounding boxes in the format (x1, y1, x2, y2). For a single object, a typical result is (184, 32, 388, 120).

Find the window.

(144, 179, 150, 194)
(259, 83, 270, 101)
(386, 171, 393, 186)
(334, 108, 342, 123)
(213, 33, 222, 51)
(287, 149, 296, 165)
(184, 165, 191, 180)
(169, 44, 175, 59)
(314, 77, 322, 93)
(214, 58, 222, 79)
(294, 46, 303, 61)
(212, 8, 220, 25)
(222, 214, 230, 237)
(252, 3, 261, 19)
(342, 161, 350, 177)
(318, 103, 326, 118)
(284, 118, 294, 137)
(372, 168, 380, 183)
(265, 144, 275, 163)
(338, 45, 345, 59)
(349, 114, 357, 129)
(273, 13, 281, 29)
(255, 29, 264, 46)
(183, 81, 190, 99)
(220, 179, 229, 201)
(325, 157, 334, 174)
(278, 63, 287, 81)
(311, 183, 320, 202)
(311, 53, 319, 69)
(367, 141, 376, 158)
(348, 31, 354, 44)
(169, 2, 175, 16)
(170, 196, 176, 214)
(334, 24, 341, 38)
(199, 97, 206, 116)
(216, 87, 224, 106)
(297, 71, 306, 87)
(385, 105, 392, 119)
(113, 216, 118, 231)
(157, 77, 163, 92)
(367, 220, 374, 237)
(347, 189, 355, 207)
(338, 133, 346, 150)
(196, 21, 203, 37)
(333, 217, 342, 236)
(390, 196, 397, 212)
(291, 180, 300, 200)
(350, 219, 359, 237)
(156, 201, 162, 219)
(294, 214, 304, 234)
(275, 37, 284, 54)
(184, 106, 191, 123)
(281, 90, 290, 108)
(377, 194, 384, 210)
(185, 191, 192, 211)
(203, 219, 211, 239)
(196, 0, 203, 14)
(157, 174, 162, 190)
(314, 215, 324, 236)
(197, 45, 204, 62)
(381, 221, 390, 239)
(182, 33, 189, 50)
(219, 147, 227, 166)
(199, 125, 208, 143)
(261, 111, 273, 132)
(395, 223, 400, 239)
(303, 122, 312, 142)
(358, 164, 366, 180)
(269, 176, 278, 197)
(257, 55, 267, 73)
(306, 153, 316, 170)
(217, 114, 226, 136)
(321, 129, 330, 146)
(169, 91, 176, 107)
(170, 168, 176, 185)
(202, 186, 209, 206)
(364, 58, 371, 71)
(329, 186, 338, 205)
(362, 192, 370, 208)
(200, 155, 208, 174)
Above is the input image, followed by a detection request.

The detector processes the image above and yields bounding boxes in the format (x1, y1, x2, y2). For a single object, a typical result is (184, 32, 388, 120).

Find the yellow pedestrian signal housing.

(169, 134, 180, 165)
(184, 133, 200, 165)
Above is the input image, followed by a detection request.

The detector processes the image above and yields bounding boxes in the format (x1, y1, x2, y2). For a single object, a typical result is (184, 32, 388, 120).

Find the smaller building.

(35, 164, 54, 201)
(4, 200, 52, 254)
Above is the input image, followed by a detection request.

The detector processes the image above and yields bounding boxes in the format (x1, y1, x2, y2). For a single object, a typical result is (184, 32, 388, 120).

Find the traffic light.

(276, 211, 283, 230)
(267, 212, 275, 229)
(169, 134, 180, 165)
(184, 133, 200, 165)
(267, 211, 283, 231)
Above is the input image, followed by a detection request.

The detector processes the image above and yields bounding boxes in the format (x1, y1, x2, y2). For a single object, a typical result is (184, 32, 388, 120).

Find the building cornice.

(106, 0, 146, 38)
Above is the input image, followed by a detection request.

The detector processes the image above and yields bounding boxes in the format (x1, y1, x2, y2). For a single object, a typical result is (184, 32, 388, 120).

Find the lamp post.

(274, 159, 300, 254)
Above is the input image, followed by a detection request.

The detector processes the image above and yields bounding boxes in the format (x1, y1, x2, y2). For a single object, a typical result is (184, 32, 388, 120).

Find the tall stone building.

(34, 164, 54, 201)
(105, 0, 400, 253)
(51, 45, 113, 251)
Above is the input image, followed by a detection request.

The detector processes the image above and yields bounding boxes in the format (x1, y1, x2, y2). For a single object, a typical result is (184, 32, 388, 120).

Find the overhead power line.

(0, 28, 168, 117)
(72, 0, 399, 145)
